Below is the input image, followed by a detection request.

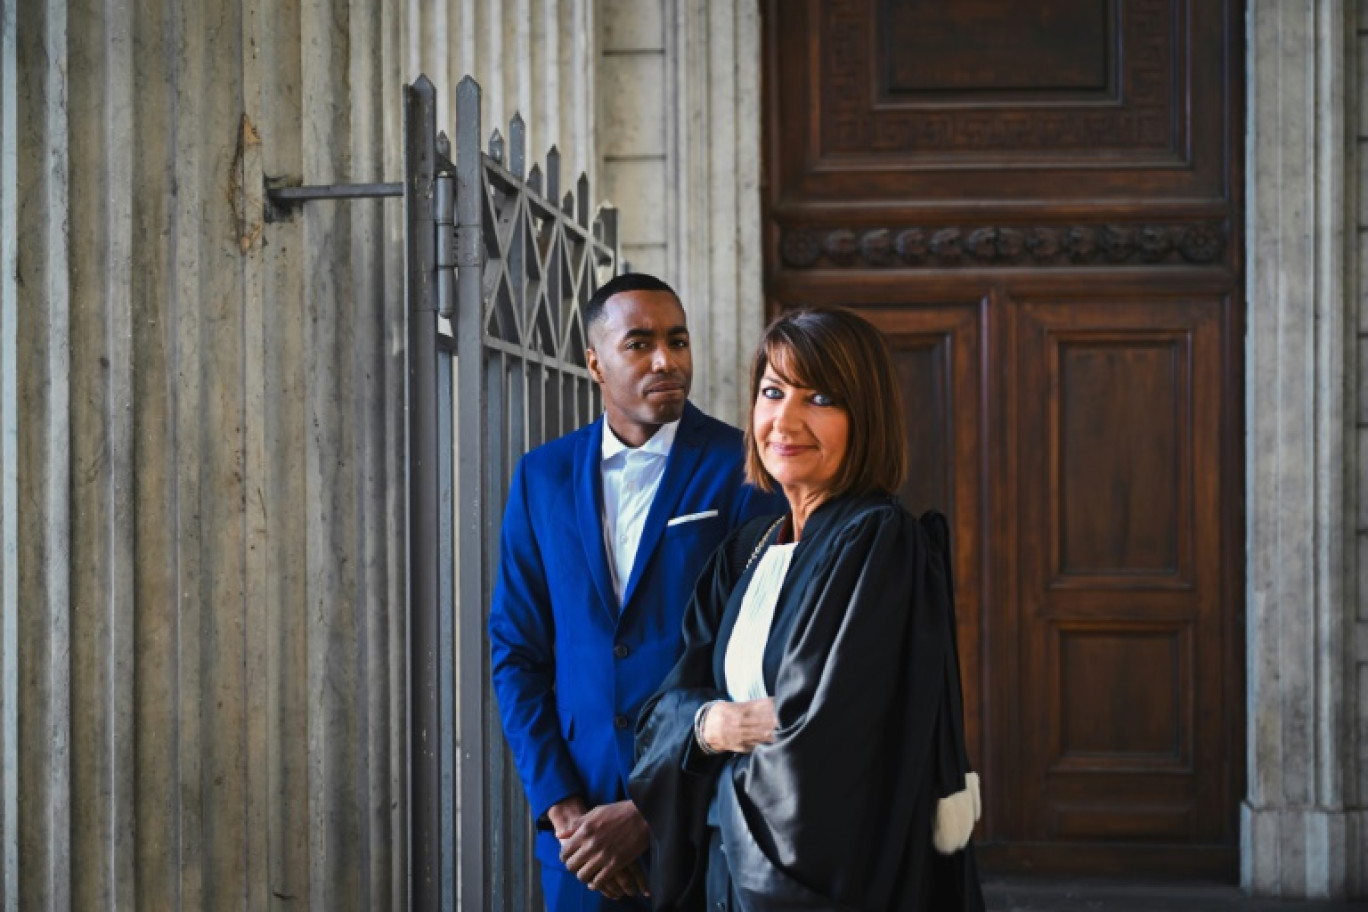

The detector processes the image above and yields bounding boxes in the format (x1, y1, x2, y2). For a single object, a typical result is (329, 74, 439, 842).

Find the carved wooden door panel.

(763, 0, 1243, 877)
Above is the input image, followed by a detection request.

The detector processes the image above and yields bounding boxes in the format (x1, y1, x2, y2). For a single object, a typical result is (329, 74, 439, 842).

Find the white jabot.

(724, 541, 798, 701)
(600, 417, 680, 604)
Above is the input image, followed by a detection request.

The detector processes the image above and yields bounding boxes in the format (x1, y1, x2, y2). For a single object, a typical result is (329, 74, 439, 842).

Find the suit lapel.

(574, 418, 620, 623)
(620, 403, 707, 611)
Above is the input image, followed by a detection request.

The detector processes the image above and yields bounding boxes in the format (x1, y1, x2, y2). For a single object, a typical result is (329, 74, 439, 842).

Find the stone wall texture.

(0, 0, 596, 908)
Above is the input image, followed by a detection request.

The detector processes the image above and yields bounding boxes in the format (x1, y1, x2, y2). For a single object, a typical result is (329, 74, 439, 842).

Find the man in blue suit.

(490, 273, 781, 910)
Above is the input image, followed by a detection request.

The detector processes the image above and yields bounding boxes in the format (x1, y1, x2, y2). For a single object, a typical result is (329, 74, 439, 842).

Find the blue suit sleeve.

(489, 458, 585, 819)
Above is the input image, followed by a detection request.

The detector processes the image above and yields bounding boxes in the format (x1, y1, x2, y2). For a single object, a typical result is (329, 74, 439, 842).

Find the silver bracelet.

(693, 700, 720, 755)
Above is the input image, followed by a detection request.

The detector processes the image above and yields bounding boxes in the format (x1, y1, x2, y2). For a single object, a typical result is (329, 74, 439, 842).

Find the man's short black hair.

(583, 273, 680, 336)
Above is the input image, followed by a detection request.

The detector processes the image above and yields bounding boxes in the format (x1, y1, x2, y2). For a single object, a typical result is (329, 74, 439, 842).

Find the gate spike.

(576, 173, 590, 227)
(600, 206, 618, 245)
(546, 146, 561, 204)
(436, 130, 451, 161)
(488, 128, 504, 164)
(562, 190, 574, 217)
(598, 207, 619, 263)
(455, 76, 482, 171)
(509, 113, 526, 178)
(528, 163, 543, 195)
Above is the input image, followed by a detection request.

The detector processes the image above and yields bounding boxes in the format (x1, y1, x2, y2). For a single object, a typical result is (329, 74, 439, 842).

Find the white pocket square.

(666, 510, 719, 527)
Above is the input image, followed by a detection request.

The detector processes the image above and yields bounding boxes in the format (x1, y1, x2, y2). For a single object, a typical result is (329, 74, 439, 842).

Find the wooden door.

(763, 0, 1243, 877)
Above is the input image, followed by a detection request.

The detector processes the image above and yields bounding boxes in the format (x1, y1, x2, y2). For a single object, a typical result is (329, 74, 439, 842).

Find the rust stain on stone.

(231, 113, 264, 254)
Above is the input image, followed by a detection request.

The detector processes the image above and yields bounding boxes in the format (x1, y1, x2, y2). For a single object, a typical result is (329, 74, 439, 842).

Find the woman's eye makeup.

(760, 381, 837, 406)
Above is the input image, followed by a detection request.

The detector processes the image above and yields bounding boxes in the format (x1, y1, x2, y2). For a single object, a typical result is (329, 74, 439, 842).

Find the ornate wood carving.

(780, 222, 1227, 269)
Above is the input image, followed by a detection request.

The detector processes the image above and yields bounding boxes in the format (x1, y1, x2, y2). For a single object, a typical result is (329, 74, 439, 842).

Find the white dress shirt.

(600, 418, 679, 604)
(724, 541, 798, 701)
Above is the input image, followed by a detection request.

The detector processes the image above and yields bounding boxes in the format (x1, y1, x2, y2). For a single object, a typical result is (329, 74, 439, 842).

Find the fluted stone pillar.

(1244, 0, 1367, 898)
(0, 0, 598, 908)
(666, 0, 765, 426)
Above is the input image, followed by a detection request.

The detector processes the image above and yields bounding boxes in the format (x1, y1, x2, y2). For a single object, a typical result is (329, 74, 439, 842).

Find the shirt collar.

(600, 416, 680, 463)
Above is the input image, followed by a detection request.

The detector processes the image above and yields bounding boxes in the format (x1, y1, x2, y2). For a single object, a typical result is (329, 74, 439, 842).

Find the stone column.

(665, 0, 764, 426)
(0, 0, 19, 904)
(595, 0, 764, 426)
(1244, 0, 1366, 898)
(598, 0, 670, 278)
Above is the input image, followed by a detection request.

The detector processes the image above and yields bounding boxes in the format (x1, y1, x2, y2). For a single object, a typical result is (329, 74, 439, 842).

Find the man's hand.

(556, 800, 651, 899)
(701, 697, 777, 754)
(546, 795, 589, 836)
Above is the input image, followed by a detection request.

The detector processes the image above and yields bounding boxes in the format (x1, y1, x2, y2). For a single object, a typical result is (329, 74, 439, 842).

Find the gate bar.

(404, 76, 442, 912)
(267, 181, 403, 203)
(453, 72, 487, 912)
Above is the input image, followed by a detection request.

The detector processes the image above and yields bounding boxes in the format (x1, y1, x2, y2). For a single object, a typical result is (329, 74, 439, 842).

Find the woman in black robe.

(629, 308, 985, 911)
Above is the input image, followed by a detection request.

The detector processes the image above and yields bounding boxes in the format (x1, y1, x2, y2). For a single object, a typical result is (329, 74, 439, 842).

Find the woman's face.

(753, 364, 850, 501)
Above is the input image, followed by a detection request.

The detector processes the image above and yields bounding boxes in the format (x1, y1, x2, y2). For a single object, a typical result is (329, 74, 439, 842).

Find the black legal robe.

(630, 494, 985, 911)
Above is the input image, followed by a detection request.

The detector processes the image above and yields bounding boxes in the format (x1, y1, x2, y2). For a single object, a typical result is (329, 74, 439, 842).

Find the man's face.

(586, 289, 693, 447)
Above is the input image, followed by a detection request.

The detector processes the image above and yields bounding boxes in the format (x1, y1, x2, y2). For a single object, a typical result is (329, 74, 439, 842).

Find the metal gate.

(404, 75, 619, 911)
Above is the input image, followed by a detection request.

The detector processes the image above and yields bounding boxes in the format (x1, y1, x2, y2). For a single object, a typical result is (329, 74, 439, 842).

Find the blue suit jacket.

(489, 402, 783, 866)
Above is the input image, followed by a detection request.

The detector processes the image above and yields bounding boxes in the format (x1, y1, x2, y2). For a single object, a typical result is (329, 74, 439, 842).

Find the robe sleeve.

(921, 511, 975, 809)
(723, 505, 981, 911)
(628, 527, 739, 910)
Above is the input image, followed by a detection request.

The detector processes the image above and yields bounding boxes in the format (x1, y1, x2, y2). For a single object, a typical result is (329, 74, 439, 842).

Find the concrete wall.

(0, 0, 595, 908)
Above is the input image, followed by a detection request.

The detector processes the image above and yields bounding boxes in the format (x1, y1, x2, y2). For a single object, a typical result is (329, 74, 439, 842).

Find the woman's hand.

(701, 697, 777, 753)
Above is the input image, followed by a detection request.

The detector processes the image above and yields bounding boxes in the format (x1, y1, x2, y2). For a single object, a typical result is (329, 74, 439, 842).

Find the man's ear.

(585, 347, 603, 384)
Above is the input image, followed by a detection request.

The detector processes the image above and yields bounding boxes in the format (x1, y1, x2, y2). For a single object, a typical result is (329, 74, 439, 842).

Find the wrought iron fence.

(404, 74, 619, 911)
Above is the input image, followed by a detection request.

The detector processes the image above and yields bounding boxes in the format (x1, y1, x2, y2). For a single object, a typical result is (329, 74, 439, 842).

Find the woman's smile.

(766, 441, 815, 458)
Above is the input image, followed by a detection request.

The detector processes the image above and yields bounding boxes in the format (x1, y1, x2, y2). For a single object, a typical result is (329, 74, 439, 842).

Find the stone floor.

(983, 877, 1367, 911)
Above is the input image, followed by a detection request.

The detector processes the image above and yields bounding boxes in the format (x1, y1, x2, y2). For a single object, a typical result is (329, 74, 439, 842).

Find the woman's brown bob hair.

(744, 307, 907, 498)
